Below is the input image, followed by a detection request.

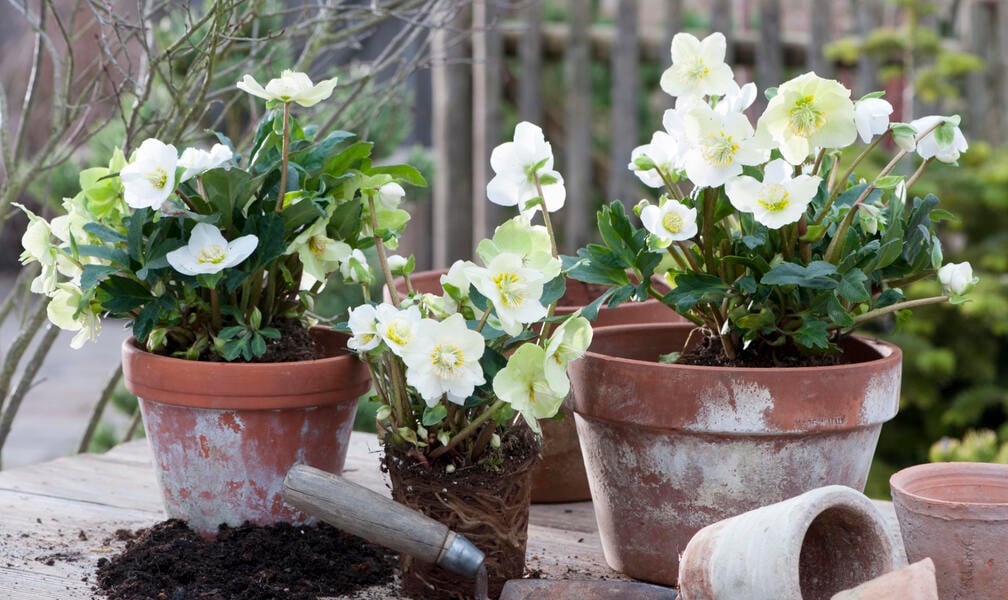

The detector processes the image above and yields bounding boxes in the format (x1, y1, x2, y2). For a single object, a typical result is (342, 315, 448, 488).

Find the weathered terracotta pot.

(122, 328, 370, 535)
(569, 322, 901, 586)
(678, 485, 902, 599)
(394, 269, 679, 503)
(890, 462, 1008, 600)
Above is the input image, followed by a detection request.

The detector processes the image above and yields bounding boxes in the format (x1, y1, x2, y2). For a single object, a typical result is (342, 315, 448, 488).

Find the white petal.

(236, 75, 270, 100)
(725, 176, 761, 212)
(188, 223, 227, 251)
(486, 174, 520, 206)
(763, 159, 793, 184)
(699, 32, 728, 65)
(221, 234, 259, 268)
(670, 33, 701, 64)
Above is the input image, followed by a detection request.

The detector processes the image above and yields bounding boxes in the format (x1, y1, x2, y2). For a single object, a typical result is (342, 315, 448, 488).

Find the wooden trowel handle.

(283, 464, 484, 578)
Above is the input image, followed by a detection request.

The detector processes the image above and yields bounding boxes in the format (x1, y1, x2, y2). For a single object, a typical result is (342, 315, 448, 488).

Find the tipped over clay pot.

(890, 462, 1008, 600)
(678, 485, 902, 600)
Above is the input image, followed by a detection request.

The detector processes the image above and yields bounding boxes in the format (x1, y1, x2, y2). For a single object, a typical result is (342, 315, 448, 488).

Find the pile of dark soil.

(95, 520, 396, 600)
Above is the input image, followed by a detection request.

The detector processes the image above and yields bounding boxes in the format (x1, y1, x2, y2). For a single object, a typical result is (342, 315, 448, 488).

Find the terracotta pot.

(568, 322, 901, 586)
(678, 485, 902, 599)
(393, 269, 680, 503)
(890, 462, 1008, 600)
(122, 327, 370, 535)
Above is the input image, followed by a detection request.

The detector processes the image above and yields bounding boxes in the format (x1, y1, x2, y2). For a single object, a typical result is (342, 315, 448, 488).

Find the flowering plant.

(571, 32, 976, 364)
(18, 69, 424, 361)
(346, 122, 592, 468)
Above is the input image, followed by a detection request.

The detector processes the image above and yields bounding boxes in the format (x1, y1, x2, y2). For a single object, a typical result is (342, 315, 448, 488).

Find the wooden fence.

(409, 0, 1008, 270)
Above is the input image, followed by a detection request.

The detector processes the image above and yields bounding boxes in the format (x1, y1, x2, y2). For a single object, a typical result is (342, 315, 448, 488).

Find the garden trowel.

(283, 464, 677, 600)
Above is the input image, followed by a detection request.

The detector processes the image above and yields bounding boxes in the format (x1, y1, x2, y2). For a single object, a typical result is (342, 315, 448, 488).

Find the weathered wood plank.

(855, 0, 883, 96)
(808, 0, 832, 76)
(472, 0, 505, 241)
(564, 0, 593, 253)
(431, 4, 474, 267)
(608, 0, 640, 209)
(518, 0, 544, 124)
(709, 0, 733, 61)
(756, 0, 783, 102)
(967, 0, 994, 139)
(0, 453, 163, 513)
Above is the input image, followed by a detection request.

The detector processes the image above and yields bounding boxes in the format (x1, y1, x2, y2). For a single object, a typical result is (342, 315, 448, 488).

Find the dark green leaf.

(80, 265, 119, 291)
(662, 273, 729, 312)
(366, 164, 428, 187)
(838, 269, 870, 303)
(422, 404, 448, 427)
(97, 276, 152, 313)
(540, 275, 566, 306)
(794, 317, 832, 350)
(323, 141, 374, 177)
(77, 244, 130, 266)
(761, 261, 838, 289)
(83, 222, 127, 243)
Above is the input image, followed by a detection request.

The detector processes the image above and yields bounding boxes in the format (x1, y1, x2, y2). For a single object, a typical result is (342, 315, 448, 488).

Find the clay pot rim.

(121, 326, 355, 370)
(585, 322, 900, 373)
(890, 462, 1008, 511)
(122, 327, 370, 410)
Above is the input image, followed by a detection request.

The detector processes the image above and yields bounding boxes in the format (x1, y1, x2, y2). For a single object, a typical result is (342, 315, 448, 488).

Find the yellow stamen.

(702, 131, 739, 167)
(493, 271, 524, 307)
(662, 211, 684, 234)
(788, 95, 825, 137)
(197, 244, 227, 265)
(757, 183, 791, 212)
(430, 344, 465, 376)
(146, 168, 168, 190)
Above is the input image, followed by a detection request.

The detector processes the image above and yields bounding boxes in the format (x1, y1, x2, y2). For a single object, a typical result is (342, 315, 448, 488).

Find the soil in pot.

(95, 519, 396, 600)
(382, 426, 540, 600)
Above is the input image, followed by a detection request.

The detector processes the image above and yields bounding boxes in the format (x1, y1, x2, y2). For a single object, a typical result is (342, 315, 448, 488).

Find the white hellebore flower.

(236, 70, 338, 107)
(287, 216, 352, 283)
(178, 144, 234, 182)
(726, 158, 822, 229)
(47, 284, 101, 349)
(378, 182, 406, 210)
(715, 80, 758, 115)
(640, 199, 698, 245)
(629, 131, 684, 188)
(119, 138, 178, 210)
(387, 254, 409, 275)
(486, 121, 565, 216)
(660, 32, 735, 98)
(17, 207, 61, 294)
(682, 103, 769, 188)
(756, 72, 857, 165)
(469, 252, 548, 336)
(910, 116, 969, 164)
(166, 223, 258, 276)
(347, 304, 381, 351)
(543, 315, 593, 397)
(937, 261, 975, 296)
(492, 343, 565, 434)
(374, 304, 421, 357)
(340, 249, 373, 284)
(853, 97, 894, 144)
(402, 314, 486, 406)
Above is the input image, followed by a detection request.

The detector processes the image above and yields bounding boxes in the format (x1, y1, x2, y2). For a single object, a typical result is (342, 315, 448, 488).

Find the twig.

(77, 365, 124, 453)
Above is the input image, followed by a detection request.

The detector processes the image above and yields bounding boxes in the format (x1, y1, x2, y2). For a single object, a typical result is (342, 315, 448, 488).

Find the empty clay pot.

(569, 323, 902, 586)
(678, 485, 902, 600)
(830, 558, 938, 600)
(394, 269, 679, 503)
(122, 328, 370, 535)
(890, 462, 1008, 600)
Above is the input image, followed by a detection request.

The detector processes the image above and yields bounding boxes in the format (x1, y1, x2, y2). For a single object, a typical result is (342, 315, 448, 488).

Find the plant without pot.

(122, 327, 370, 535)
(394, 269, 680, 503)
(568, 322, 901, 586)
(889, 461, 1008, 600)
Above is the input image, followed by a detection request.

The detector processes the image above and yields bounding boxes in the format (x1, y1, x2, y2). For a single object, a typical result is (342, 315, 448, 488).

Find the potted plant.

(16, 69, 424, 535)
(345, 122, 593, 599)
(566, 32, 976, 585)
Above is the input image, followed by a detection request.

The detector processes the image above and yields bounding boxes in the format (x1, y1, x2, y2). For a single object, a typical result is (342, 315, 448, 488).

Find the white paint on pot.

(693, 380, 774, 432)
(859, 368, 902, 426)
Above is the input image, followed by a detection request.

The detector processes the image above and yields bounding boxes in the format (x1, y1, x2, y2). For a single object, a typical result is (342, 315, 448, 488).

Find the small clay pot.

(394, 270, 679, 503)
(569, 323, 902, 586)
(890, 462, 1008, 600)
(678, 485, 902, 600)
(122, 327, 370, 535)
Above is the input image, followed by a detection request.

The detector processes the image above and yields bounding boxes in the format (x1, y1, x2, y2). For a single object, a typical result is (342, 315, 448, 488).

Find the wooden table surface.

(0, 432, 905, 599)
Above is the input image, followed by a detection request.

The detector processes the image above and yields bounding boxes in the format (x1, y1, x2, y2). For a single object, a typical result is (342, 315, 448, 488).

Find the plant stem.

(78, 365, 123, 453)
(906, 157, 934, 189)
(675, 240, 702, 272)
(811, 148, 827, 176)
(429, 399, 506, 461)
(702, 188, 717, 276)
(210, 288, 221, 329)
(656, 166, 685, 200)
(533, 174, 558, 258)
(275, 102, 291, 214)
(845, 295, 949, 331)
(368, 193, 401, 308)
